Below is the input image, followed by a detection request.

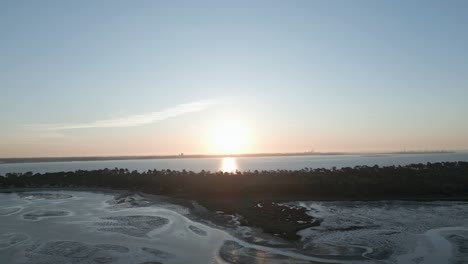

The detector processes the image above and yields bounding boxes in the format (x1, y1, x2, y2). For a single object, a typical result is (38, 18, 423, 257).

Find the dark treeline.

(1, 162, 468, 200)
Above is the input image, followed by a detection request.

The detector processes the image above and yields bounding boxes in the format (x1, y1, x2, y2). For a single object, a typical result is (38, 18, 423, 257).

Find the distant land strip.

(0, 150, 455, 164)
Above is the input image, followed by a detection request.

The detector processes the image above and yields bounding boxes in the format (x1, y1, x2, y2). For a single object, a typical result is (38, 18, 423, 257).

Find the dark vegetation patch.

(198, 199, 319, 240)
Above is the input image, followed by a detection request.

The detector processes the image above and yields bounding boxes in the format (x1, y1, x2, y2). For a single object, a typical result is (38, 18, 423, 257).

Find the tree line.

(1, 162, 468, 200)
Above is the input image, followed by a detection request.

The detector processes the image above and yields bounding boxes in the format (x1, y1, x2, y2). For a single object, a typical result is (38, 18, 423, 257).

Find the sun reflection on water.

(220, 157, 238, 173)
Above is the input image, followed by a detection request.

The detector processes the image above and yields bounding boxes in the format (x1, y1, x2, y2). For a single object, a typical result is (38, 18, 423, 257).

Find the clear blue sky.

(1, 0, 468, 157)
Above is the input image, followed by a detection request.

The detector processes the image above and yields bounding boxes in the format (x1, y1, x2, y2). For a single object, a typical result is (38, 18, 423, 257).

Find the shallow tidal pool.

(0, 190, 467, 264)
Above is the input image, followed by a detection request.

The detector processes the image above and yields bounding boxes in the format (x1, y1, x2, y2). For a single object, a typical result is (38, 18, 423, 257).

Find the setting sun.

(210, 123, 248, 154)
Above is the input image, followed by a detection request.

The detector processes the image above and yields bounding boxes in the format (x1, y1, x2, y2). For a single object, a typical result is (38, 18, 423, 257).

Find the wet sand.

(1, 190, 467, 264)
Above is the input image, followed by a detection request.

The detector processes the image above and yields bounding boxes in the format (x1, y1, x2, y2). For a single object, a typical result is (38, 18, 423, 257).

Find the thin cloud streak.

(27, 100, 219, 131)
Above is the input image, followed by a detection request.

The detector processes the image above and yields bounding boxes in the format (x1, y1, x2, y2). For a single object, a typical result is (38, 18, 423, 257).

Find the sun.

(211, 122, 248, 154)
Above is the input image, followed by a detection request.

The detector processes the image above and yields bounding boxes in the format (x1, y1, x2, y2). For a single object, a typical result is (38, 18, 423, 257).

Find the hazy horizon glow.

(1, 0, 468, 158)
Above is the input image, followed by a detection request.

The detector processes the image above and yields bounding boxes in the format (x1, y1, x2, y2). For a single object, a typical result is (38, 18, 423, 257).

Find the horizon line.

(0, 150, 462, 162)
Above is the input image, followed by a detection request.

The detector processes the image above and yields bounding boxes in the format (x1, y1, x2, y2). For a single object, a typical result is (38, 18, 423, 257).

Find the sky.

(1, 0, 468, 157)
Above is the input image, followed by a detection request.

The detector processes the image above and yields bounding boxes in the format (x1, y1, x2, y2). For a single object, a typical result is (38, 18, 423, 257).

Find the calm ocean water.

(1, 152, 468, 175)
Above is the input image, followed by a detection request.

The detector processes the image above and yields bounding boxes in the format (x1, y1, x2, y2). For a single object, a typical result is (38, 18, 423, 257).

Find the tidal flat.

(0, 190, 467, 264)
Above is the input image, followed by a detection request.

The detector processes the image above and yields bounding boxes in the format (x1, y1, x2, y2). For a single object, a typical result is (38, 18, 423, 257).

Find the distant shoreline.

(0, 151, 456, 164)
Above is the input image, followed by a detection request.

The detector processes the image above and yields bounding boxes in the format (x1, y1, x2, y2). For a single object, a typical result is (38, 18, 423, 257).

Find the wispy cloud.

(27, 99, 218, 131)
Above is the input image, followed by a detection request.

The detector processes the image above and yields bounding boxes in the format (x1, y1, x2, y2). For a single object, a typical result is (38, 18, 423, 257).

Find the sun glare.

(220, 157, 238, 173)
(211, 123, 248, 154)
